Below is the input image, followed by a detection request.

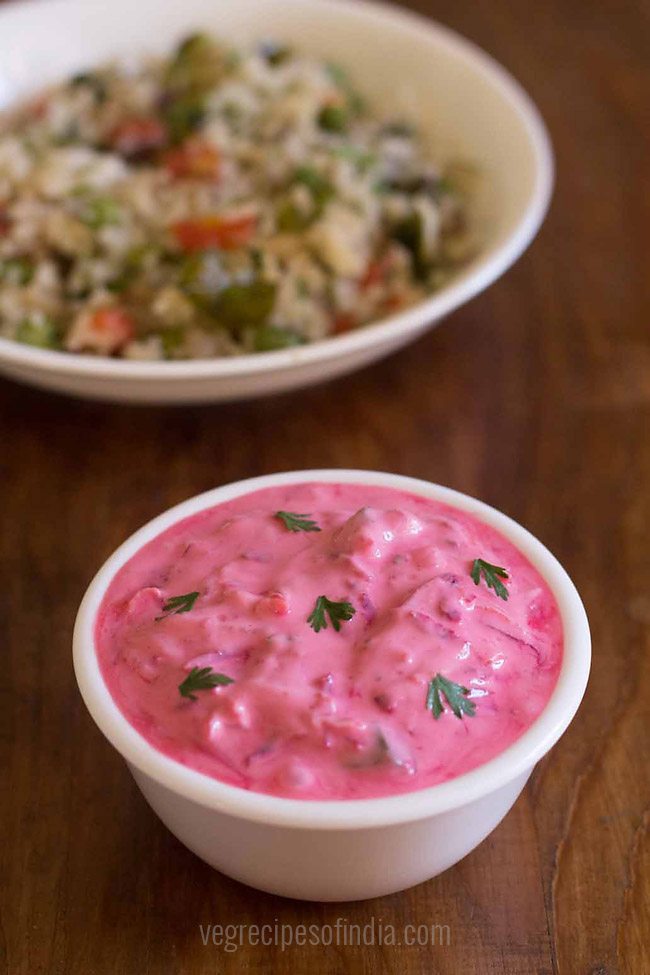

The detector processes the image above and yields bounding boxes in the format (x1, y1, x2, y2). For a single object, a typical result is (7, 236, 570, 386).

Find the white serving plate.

(0, 0, 553, 402)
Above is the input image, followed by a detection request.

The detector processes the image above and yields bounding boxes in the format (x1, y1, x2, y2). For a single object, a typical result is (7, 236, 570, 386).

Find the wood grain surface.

(1, 0, 649, 972)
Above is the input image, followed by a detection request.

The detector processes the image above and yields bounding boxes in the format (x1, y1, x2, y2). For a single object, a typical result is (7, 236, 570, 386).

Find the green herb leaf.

(470, 558, 509, 601)
(159, 325, 186, 359)
(126, 243, 161, 268)
(178, 666, 234, 701)
(318, 103, 349, 133)
(1, 257, 34, 286)
(307, 595, 355, 633)
(107, 244, 160, 294)
(325, 62, 366, 116)
(178, 250, 228, 297)
(53, 122, 82, 146)
(332, 145, 377, 173)
(275, 510, 321, 533)
(293, 166, 335, 209)
(260, 41, 293, 66)
(380, 174, 441, 196)
(426, 673, 476, 720)
(325, 62, 350, 87)
(163, 94, 206, 144)
(15, 315, 59, 349)
(390, 211, 428, 278)
(81, 196, 121, 230)
(211, 280, 276, 332)
(156, 590, 200, 620)
(167, 33, 229, 95)
(70, 72, 108, 104)
(254, 326, 304, 352)
(276, 200, 312, 233)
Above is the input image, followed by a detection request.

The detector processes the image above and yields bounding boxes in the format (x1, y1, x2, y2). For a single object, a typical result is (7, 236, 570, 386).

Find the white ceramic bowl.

(0, 0, 553, 403)
(74, 470, 589, 901)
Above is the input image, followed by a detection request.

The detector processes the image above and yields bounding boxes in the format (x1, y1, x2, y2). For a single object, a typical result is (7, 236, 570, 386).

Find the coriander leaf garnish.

(470, 558, 509, 601)
(307, 595, 356, 633)
(275, 510, 321, 533)
(426, 673, 476, 720)
(156, 590, 200, 620)
(178, 667, 234, 702)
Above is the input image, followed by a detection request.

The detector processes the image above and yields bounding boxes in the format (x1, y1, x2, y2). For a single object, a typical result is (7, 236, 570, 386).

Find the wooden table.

(2, 0, 649, 971)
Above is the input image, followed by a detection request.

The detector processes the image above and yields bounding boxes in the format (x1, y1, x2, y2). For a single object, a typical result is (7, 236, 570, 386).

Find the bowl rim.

(0, 0, 553, 382)
(73, 470, 590, 830)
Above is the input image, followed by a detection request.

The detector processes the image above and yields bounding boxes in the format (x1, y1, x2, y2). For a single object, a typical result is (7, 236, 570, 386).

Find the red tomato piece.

(332, 312, 357, 335)
(359, 253, 394, 291)
(29, 95, 50, 120)
(382, 294, 405, 313)
(164, 138, 221, 180)
(171, 213, 257, 252)
(109, 117, 167, 157)
(87, 307, 135, 352)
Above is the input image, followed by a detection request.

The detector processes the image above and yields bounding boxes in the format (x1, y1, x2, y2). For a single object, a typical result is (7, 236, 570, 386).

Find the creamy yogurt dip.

(96, 483, 563, 800)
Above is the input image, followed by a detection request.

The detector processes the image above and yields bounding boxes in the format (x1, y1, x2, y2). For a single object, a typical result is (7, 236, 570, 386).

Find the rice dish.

(0, 34, 474, 359)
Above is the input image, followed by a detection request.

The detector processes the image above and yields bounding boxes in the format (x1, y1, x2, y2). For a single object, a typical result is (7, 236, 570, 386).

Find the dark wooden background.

(2, 0, 649, 972)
